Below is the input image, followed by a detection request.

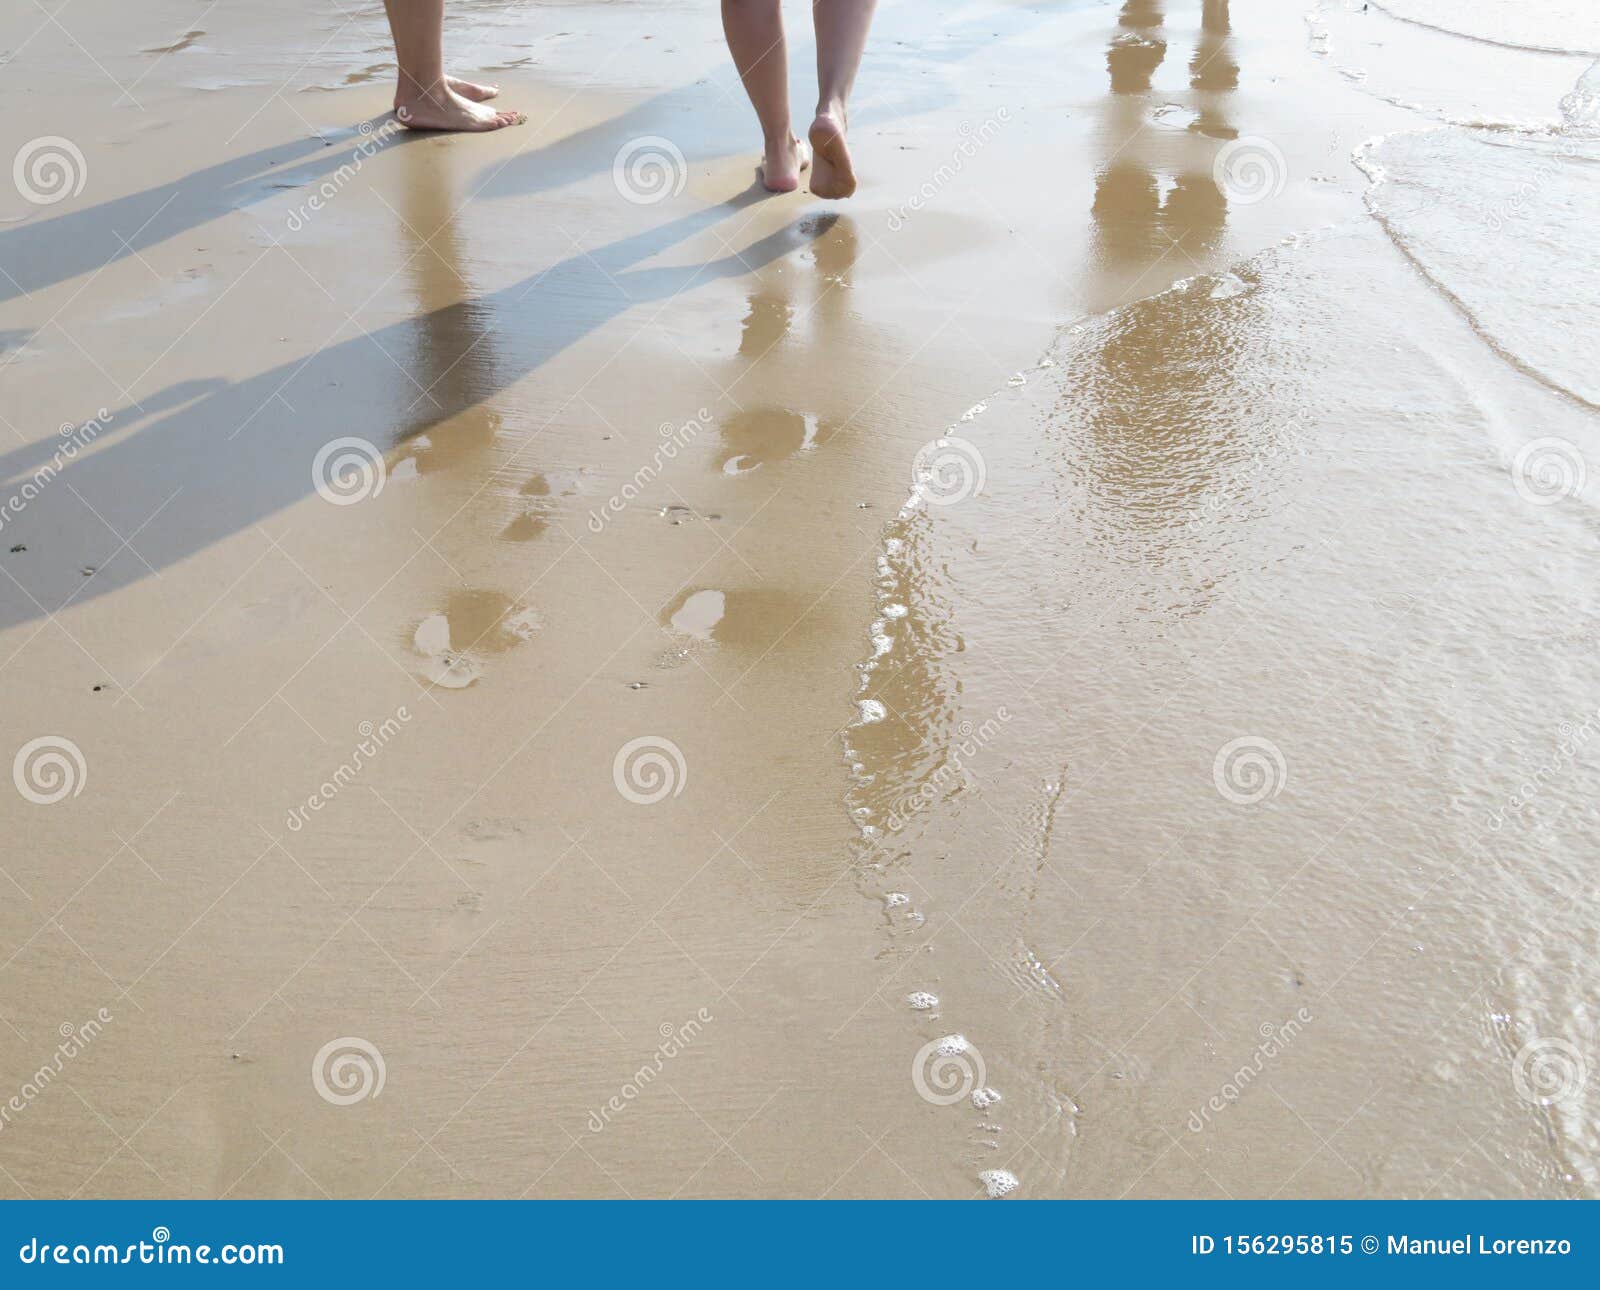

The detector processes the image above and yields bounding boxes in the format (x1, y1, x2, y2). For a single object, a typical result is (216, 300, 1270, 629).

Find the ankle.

(396, 71, 447, 105)
(814, 98, 847, 125)
(764, 128, 797, 154)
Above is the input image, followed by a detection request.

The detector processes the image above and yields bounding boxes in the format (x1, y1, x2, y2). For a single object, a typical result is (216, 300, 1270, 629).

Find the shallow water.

(843, 1, 1600, 1198)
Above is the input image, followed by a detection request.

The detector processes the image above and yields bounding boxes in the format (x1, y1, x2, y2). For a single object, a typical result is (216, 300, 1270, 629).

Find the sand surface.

(1, 0, 1597, 1198)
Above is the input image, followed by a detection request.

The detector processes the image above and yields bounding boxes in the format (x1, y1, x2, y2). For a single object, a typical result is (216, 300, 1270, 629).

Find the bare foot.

(759, 134, 811, 193)
(447, 76, 500, 103)
(394, 76, 501, 111)
(808, 111, 856, 199)
(395, 85, 524, 133)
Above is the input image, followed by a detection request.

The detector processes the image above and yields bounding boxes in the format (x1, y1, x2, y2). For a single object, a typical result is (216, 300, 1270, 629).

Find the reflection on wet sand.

(391, 142, 503, 479)
(383, 141, 540, 684)
(845, 0, 1322, 1197)
(1081, 0, 1257, 535)
(716, 409, 833, 475)
(1191, 0, 1240, 137)
(1092, 0, 1234, 307)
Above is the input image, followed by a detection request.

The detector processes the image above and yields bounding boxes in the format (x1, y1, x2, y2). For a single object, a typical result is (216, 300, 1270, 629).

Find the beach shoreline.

(2, 0, 1596, 1199)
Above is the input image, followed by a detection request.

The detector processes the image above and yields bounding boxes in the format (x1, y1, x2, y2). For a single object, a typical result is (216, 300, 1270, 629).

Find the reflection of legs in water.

(722, 0, 877, 198)
(809, 0, 877, 199)
(383, 0, 524, 133)
(1190, 0, 1238, 139)
(722, 0, 810, 192)
(1107, 0, 1166, 94)
(1191, 0, 1237, 91)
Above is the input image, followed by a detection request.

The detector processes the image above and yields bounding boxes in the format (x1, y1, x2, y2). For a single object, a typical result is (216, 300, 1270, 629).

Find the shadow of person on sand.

(0, 118, 427, 306)
(0, 190, 824, 631)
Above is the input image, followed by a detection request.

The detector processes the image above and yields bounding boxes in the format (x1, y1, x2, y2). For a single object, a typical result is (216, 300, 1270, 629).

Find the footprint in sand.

(411, 589, 541, 689)
(716, 408, 834, 476)
(499, 467, 590, 543)
(667, 588, 726, 641)
(393, 407, 501, 482)
(433, 816, 536, 954)
(652, 584, 813, 668)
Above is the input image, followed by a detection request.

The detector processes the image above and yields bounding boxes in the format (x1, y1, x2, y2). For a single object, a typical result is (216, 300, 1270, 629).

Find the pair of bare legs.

(721, 0, 877, 197)
(382, 0, 524, 132)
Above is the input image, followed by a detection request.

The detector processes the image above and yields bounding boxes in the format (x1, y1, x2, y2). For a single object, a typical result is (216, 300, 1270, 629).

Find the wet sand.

(1, 0, 1596, 1198)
